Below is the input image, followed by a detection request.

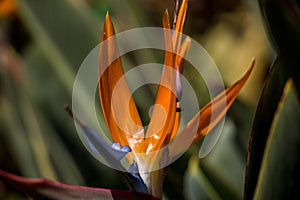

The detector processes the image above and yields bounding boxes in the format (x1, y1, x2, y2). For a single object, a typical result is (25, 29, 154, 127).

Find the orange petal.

(98, 13, 144, 150)
(165, 100, 181, 143)
(172, 0, 188, 55)
(145, 1, 190, 152)
(169, 59, 254, 158)
(173, 0, 188, 34)
(145, 10, 177, 153)
(192, 58, 255, 143)
(168, 2, 190, 143)
(168, 1, 190, 143)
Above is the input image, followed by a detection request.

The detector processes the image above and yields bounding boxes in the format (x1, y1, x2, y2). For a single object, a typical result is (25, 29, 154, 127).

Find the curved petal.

(145, 10, 177, 153)
(98, 13, 144, 149)
(172, 0, 188, 54)
(169, 59, 255, 158)
(65, 106, 129, 170)
(193, 58, 255, 142)
(167, 38, 191, 142)
(145, 1, 189, 152)
(165, 100, 182, 143)
(166, 1, 190, 143)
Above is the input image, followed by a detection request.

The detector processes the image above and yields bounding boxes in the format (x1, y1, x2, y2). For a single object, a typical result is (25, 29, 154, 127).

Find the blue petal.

(82, 126, 147, 193)
(65, 106, 148, 192)
(121, 145, 131, 153)
(129, 161, 140, 174)
(111, 142, 121, 150)
(120, 161, 148, 193)
(111, 142, 131, 154)
(80, 124, 131, 169)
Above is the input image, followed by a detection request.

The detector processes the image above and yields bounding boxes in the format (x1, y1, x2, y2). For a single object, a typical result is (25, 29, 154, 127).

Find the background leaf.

(245, 0, 300, 198)
(243, 58, 288, 200)
(258, 0, 300, 96)
(253, 80, 300, 199)
(184, 119, 246, 200)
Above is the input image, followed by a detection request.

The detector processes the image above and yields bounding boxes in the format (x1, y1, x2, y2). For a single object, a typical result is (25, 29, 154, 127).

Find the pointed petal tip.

(164, 9, 169, 15)
(163, 9, 170, 29)
(244, 58, 255, 78)
(181, 0, 188, 12)
(105, 11, 112, 25)
(105, 12, 110, 23)
(250, 57, 255, 67)
(189, 58, 256, 144)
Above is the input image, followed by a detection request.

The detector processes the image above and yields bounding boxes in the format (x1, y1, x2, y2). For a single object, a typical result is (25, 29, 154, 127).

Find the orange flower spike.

(166, 39, 191, 142)
(174, 0, 188, 34)
(147, 1, 189, 150)
(165, 38, 191, 143)
(192, 59, 255, 143)
(167, 0, 190, 143)
(98, 13, 144, 149)
(165, 100, 181, 143)
(145, 10, 177, 153)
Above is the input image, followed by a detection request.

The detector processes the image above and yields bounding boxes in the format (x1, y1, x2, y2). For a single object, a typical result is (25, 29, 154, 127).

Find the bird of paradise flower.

(66, 0, 254, 197)
(0, 0, 254, 199)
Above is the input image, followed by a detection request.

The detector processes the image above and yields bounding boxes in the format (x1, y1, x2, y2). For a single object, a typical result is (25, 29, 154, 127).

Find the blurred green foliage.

(244, 0, 300, 199)
(0, 0, 299, 199)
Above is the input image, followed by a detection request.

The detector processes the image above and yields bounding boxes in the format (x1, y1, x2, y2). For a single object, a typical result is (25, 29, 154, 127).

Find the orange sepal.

(172, 0, 188, 54)
(144, 10, 177, 153)
(98, 13, 144, 150)
(192, 59, 255, 143)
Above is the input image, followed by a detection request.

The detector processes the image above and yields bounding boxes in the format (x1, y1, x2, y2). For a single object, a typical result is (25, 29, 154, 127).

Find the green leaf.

(0, 98, 39, 178)
(244, 58, 288, 200)
(22, 46, 122, 188)
(199, 119, 243, 200)
(161, 151, 190, 200)
(0, 66, 40, 178)
(253, 80, 300, 199)
(17, 0, 99, 91)
(184, 120, 243, 200)
(184, 156, 221, 200)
